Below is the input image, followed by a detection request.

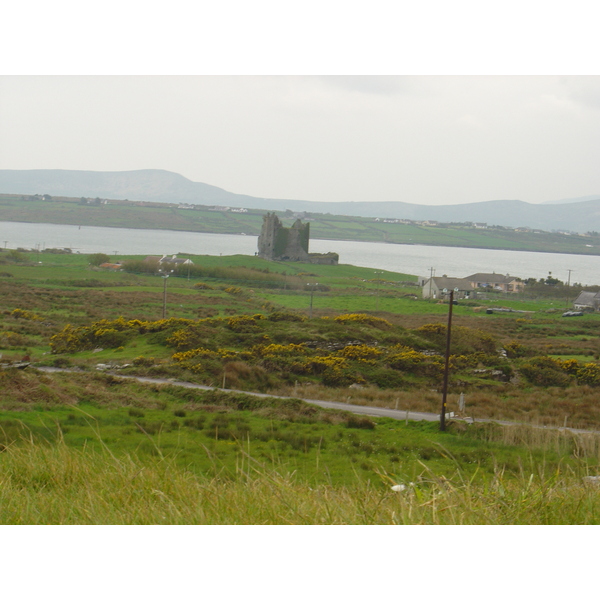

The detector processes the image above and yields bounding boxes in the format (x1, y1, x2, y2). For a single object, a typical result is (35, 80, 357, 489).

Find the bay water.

(1, 220, 598, 286)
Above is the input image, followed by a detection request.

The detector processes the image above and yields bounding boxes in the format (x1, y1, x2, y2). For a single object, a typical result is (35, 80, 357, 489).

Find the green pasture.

(2, 249, 600, 523)
(0, 371, 595, 489)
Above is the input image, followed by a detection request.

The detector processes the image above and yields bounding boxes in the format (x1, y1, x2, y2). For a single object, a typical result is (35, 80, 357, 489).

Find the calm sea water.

(1, 220, 599, 286)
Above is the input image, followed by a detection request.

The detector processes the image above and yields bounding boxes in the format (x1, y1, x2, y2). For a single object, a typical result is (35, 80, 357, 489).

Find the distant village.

(374, 217, 592, 237)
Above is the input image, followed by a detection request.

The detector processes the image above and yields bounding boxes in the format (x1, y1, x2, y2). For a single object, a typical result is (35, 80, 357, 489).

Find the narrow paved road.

(36, 366, 600, 435)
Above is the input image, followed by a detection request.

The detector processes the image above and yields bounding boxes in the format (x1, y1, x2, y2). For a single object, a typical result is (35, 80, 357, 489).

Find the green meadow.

(1, 248, 600, 523)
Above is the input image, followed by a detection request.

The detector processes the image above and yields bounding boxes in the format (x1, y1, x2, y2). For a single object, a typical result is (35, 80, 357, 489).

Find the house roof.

(160, 257, 192, 265)
(464, 273, 518, 284)
(144, 255, 193, 265)
(430, 277, 472, 290)
(573, 291, 600, 306)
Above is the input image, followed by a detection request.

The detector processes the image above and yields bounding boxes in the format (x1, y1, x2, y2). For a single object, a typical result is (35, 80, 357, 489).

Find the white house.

(421, 276, 474, 300)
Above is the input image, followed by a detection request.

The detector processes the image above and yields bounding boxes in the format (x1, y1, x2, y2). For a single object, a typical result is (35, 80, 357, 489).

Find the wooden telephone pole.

(440, 290, 454, 431)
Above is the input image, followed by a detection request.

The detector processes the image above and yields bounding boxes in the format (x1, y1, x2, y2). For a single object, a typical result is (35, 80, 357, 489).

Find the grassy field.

(2, 249, 600, 524)
(2, 369, 600, 524)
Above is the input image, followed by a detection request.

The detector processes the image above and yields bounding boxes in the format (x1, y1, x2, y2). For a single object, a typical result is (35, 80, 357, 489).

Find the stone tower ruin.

(258, 213, 310, 261)
(257, 213, 338, 265)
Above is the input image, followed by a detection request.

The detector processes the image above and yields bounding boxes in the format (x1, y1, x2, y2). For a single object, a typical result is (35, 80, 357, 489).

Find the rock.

(583, 476, 600, 487)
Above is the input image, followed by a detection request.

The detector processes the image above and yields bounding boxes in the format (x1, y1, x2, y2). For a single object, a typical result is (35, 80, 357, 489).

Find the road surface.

(35, 366, 600, 435)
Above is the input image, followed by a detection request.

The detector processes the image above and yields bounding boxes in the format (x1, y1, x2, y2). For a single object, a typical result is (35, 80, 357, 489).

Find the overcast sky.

(2, 5, 599, 207)
(2, 75, 599, 206)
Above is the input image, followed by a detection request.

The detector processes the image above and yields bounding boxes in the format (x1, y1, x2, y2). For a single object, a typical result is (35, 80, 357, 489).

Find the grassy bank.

(0, 367, 599, 524)
(2, 435, 600, 524)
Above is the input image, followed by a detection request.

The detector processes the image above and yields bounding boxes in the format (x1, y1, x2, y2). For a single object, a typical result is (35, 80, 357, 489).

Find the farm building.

(421, 276, 475, 300)
(573, 291, 600, 311)
(463, 273, 524, 293)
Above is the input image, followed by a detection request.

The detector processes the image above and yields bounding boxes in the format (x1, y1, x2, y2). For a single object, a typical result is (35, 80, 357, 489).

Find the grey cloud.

(560, 76, 600, 110)
(317, 75, 424, 96)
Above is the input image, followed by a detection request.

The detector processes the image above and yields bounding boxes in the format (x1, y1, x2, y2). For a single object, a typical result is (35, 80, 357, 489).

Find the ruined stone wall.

(257, 213, 338, 265)
(258, 213, 309, 261)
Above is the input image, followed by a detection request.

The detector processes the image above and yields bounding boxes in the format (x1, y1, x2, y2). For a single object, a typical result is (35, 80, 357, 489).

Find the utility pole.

(307, 283, 319, 318)
(374, 271, 384, 310)
(160, 269, 173, 319)
(566, 269, 573, 308)
(440, 290, 454, 432)
(428, 267, 434, 299)
(162, 275, 169, 319)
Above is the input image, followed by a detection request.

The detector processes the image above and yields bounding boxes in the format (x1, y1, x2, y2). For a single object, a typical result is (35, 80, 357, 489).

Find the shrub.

(93, 328, 131, 348)
(519, 357, 572, 387)
(132, 356, 156, 367)
(363, 367, 405, 389)
(416, 323, 497, 355)
(333, 313, 392, 328)
(172, 348, 219, 362)
(346, 416, 376, 429)
(52, 357, 72, 368)
(576, 363, 600, 387)
(259, 343, 308, 357)
(11, 308, 42, 321)
(1, 250, 30, 264)
(224, 286, 243, 295)
(166, 326, 215, 350)
(0, 331, 29, 347)
(337, 344, 382, 362)
(387, 347, 428, 371)
(504, 341, 526, 358)
(227, 315, 259, 332)
(88, 253, 110, 266)
(267, 312, 307, 322)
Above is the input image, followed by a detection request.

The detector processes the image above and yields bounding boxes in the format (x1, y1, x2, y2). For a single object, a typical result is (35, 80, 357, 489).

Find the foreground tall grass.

(1, 440, 599, 524)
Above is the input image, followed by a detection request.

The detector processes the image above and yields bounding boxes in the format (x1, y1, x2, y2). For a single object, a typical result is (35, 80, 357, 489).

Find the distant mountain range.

(542, 195, 600, 205)
(1, 168, 600, 234)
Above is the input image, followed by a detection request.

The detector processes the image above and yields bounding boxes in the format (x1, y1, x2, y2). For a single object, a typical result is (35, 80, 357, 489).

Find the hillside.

(2, 169, 600, 233)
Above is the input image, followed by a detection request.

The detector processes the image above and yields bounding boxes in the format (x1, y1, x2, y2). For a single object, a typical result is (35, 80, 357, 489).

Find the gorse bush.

(267, 312, 307, 322)
(576, 363, 600, 386)
(416, 323, 497, 355)
(11, 308, 42, 321)
(337, 344, 383, 362)
(519, 357, 572, 388)
(49, 316, 198, 353)
(519, 356, 600, 388)
(46, 310, 600, 394)
(0, 331, 30, 348)
(227, 315, 261, 332)
(45, 312, 509, 390)
(333, 313, 392, 328)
